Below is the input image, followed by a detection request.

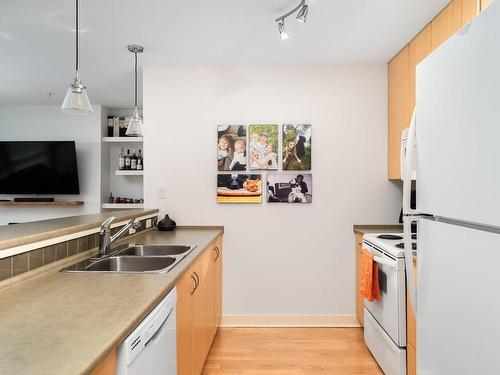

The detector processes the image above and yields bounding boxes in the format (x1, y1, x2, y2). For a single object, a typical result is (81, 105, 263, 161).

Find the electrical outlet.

(146, 219, 152, 229)
(157, 186, 166, 199)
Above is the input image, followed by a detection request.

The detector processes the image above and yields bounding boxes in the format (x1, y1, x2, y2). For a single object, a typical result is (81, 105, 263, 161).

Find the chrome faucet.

(98, 217, 141, 257)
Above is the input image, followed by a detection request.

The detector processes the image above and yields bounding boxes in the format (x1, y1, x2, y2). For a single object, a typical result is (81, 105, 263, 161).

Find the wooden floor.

(202, 328, 383, 375)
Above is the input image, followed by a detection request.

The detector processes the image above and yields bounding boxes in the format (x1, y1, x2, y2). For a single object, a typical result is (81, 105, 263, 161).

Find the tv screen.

(0, 141, 80, 194)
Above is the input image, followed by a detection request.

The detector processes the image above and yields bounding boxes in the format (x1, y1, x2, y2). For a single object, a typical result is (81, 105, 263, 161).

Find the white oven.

(362, 235, 407, 375)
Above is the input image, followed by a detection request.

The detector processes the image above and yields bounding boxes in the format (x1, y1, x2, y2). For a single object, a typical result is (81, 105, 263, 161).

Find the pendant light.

(126, 45, 144, 136)
(61, 0, 92, 114)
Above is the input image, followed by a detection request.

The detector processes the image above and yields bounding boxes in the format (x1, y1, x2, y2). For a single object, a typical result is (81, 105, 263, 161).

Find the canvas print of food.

(217, 174, 262, 204)
(282, 124, 311, 170)
(248, 124, 279, 170)
(217, 125, 247, 171)
(267, 173, 312, 203)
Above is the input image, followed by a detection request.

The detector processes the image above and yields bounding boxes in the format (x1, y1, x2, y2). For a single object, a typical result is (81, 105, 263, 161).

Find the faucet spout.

(98, 217, 140, 257)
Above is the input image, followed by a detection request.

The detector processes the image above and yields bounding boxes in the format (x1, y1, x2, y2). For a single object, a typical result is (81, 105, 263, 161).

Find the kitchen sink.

(85, 256, 176, 272)
(115, 244, 192, 257)
(61, 244, 196, 274)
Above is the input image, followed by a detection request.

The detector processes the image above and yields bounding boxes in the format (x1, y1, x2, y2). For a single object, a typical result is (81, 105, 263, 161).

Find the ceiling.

(0, 0, 449, 107)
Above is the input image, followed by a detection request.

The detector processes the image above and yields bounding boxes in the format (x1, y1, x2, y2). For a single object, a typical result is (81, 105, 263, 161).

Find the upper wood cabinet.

(431, 0, 462, 49)
(388, 46, 411, 180)
(481, 0, 494, 10)
(462, 0, 481, 24)
(409, 25, 432, 111)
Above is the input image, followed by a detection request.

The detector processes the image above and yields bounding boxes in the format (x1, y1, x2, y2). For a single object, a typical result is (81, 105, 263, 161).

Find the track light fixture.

(275, 0, 309, 40)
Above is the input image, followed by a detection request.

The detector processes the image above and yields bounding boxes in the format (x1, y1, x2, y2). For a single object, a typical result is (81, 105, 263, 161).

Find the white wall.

(0, 105, 102, 225)
(144, 65, 401, 317)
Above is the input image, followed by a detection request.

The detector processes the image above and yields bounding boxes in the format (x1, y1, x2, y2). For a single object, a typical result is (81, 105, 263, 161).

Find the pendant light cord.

(134, 51, 138, 108)
(75, 0, 79, 73)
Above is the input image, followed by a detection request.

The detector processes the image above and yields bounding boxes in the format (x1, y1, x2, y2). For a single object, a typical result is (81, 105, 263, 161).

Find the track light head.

(278, 21, 288, 40)
(296, 4, 308, 23)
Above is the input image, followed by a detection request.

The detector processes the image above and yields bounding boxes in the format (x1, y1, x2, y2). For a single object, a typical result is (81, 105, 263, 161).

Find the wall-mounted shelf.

(0, 201, 84, 207)
(115, 170, 143, 176)
(102, 137, 143, 143)
(101, 203, 144, 209)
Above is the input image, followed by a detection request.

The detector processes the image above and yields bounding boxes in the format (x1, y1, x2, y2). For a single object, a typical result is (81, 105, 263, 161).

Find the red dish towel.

(360, 250, 382, 302)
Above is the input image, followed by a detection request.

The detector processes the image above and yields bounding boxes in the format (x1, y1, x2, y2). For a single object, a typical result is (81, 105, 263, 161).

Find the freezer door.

(418, 219, 500, 374)
(416, 1, 500, 227)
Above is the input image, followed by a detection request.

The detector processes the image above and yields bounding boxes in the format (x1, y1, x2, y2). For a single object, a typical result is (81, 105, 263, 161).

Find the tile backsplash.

(0, 218, 153, 282)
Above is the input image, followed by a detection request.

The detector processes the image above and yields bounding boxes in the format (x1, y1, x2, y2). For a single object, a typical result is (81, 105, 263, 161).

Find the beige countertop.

(0, 209, 159, 252)
(0, 227, 223, 375)
(353, 224, 403, 235)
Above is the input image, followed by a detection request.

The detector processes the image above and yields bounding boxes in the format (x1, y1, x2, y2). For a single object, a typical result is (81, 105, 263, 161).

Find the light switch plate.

(157, 186, 166, 199)
(146, 219, 152, 229)
(129, 228, 136, 235)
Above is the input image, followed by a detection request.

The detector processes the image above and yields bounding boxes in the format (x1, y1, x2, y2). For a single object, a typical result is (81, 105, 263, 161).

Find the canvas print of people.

(217, 125, 247, 171)
(217, 174, 262, 204)
(248, 124, 279, 170)
(267, 174, 312, 203)
(282, 124, 312, 170)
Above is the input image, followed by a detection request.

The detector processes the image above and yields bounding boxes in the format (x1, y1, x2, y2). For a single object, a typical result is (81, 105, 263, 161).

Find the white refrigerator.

(403, 1, 500, 374)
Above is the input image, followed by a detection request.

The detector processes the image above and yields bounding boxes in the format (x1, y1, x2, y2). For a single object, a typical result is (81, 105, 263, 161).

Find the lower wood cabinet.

(355, 233, 364, 326)
(407, 263, 417, 374)
(407, 343, 417, 375)
(91, 349, 116, 375)
(177, 235, 223, 375)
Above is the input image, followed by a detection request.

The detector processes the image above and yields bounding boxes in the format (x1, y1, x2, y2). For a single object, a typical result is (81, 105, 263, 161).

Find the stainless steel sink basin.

(61, 244, 197, 274)
(115, 244, 191, 257)
(85, 256, 176, 272)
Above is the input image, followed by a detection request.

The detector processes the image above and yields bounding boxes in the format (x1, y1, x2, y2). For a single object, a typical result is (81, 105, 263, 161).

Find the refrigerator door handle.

(403, 108, 419, 215)
(404, 216, 417, 314)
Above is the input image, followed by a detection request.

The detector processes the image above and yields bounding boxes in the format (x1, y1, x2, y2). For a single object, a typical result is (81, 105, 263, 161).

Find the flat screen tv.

(0, 141, 80, 194)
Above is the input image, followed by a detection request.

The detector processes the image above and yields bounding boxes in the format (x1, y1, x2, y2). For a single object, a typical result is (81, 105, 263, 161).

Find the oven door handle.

(373, 255, 397, 269)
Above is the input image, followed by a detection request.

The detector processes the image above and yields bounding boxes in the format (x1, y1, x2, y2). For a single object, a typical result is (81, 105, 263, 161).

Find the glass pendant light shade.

(61, 75, 92, 114)
(126, 107, 143, 136)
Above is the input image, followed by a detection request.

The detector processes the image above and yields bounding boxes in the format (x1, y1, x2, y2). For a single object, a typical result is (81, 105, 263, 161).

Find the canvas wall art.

(217, 174, 262, 204)
(248, 124, 279, 170)
(267, 173, 312, 203)
(282, 124, 311, 170)
(217, 125, 247, 171)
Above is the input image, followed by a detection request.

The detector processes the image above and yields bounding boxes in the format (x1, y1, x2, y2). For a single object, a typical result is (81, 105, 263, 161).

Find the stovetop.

(363, 232, 417, 258)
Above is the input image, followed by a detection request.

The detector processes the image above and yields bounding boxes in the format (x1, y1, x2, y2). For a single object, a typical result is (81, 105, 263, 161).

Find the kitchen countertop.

(0, 227, 223, 375)
(353, 224, 403, 234)
(0, 209, 159, 252)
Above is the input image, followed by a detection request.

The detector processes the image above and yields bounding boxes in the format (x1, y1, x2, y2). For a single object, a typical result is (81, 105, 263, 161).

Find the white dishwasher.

(117, 287, 177, 375)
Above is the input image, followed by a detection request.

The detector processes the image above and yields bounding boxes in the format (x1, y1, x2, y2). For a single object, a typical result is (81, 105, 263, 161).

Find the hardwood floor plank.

(202, 328, 383, 375)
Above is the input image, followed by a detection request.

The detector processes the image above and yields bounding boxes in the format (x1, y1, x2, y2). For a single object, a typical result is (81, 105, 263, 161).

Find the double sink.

(62, 244, 196, 274)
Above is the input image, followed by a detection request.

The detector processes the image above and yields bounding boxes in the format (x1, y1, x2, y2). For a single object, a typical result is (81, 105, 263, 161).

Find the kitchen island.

(0, 212, 223, 375)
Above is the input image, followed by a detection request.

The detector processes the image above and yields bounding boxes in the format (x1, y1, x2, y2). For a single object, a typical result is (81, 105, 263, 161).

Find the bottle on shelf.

(130, 149, 137, 170)
(125, 149, 131, 170)
(118, 148, 125, 170)
(137, 149, 143, 171)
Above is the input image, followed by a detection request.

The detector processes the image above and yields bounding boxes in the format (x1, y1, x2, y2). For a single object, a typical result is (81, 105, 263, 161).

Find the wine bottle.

(137, 149, 143, 170)
(118, 148, 125, 170)
(125, 149, 131, 170)
(130, 149, 137, 170)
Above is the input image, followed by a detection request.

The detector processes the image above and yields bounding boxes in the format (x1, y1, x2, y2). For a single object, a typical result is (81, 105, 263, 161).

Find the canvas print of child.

(267, 174, 312, 203)
(282, 124, 312, 170)
(217, 125, 247, 171)
(248, 124, 279, 170)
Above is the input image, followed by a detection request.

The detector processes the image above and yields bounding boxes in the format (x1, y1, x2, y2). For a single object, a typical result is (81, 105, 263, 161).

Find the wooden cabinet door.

(407, 343, 417, 375)
(462, 0, 480, 24)
(431, 0, 463, 49)
(355, 233, 364, 326)
(192, 248, 213, 375)
(481, 0, 493, 10)
(388, 46, 411, 180)
(407, 263, 417, 349)
(177, 263, 197, 375)
(213, 236, 223, 332)
(409, 24, 432, 111)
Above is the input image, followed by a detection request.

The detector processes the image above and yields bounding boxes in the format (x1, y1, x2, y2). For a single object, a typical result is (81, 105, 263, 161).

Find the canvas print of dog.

(282, 124, 311, 170)
(267, 174, 312, 204)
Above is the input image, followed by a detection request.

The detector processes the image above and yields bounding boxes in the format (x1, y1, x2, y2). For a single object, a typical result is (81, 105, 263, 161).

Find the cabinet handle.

(190, 273, 199, 295)
(213, 246, 220, 262)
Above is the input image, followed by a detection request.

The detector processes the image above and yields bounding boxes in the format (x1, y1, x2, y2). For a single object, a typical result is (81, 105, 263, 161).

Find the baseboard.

(220, 315, 362, 328)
